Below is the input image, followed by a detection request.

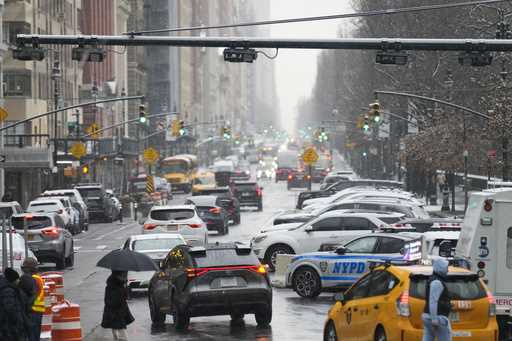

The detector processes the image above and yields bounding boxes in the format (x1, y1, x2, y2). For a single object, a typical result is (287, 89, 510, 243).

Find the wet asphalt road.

(52, 154, 348, 341)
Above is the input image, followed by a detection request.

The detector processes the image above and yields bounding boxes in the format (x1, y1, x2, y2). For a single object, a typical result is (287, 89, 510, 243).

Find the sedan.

(141, 205, 208, 246)
(122, 233, 187, 293)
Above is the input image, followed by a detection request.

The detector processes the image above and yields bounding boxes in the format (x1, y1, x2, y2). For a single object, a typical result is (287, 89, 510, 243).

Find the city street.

(57, 172, 331, 341)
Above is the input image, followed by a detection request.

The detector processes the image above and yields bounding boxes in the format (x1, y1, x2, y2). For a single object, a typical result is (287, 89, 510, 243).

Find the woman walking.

(101, 271, 134, 341)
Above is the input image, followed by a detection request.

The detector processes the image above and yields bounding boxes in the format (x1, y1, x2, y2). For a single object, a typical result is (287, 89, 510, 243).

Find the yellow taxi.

(324, 264, 498, 341)
(191, 171, 216, 195)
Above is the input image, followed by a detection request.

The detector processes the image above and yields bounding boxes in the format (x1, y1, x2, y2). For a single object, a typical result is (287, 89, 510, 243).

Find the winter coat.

(19, 273, 36, 316)
(0, 276, 30, 340)
(101, 275, 134, 330)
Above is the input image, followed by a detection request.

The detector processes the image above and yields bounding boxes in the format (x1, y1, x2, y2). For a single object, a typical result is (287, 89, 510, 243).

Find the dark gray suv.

(12, 212, 74, 269)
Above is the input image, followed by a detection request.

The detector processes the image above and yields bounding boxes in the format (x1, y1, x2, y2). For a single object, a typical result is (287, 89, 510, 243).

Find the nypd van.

(455, 188, 512, 337)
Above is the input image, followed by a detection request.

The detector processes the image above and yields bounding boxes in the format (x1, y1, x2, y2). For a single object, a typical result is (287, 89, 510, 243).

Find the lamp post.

(121, 87, 127, 138)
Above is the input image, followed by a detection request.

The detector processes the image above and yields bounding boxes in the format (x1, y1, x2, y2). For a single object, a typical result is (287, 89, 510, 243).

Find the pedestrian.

(101, 271, 134, 341)
(0, 268, 30, 341)
(422, 258, 452, 341)
(19, 258, 45, 341)
(436, 173, 446, 193)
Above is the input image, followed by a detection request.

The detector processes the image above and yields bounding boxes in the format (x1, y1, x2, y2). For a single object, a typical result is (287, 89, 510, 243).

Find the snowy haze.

(270, 1, 353, 132)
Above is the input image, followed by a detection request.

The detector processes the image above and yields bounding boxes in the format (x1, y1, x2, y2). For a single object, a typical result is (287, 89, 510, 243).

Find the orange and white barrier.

(51, 300, 82, 341)
(41, 283, 54, 341)
(42, 272, 65, 304)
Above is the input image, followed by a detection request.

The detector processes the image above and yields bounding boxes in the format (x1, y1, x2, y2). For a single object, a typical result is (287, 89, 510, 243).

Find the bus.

(159, 154, 198, 193)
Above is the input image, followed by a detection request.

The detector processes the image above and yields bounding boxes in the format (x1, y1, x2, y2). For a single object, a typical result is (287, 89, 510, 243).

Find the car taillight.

(306, 175, 311, 180)
(209, 207, 221, 214)
(41, 227, 60, 238)
(249, 264, 267, 275)
(143, 223, 157, 230)
(396, 291, 411, 317)
(188, 223, 202, 228)
(256, 188, 262, 197)
(186, 265, 268, 280)
(487, 291, 496, 316)
(484, 199, 493, 212)
(288, 175, 293, 180)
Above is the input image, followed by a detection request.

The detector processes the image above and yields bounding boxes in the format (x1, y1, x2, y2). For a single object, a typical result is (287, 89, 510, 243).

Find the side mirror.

(304, 225, 314, 232)
(334, 292, 345, 304)
(335, 246, 346, 255)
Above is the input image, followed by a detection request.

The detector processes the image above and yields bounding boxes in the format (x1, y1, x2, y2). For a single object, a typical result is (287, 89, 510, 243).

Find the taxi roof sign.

(302, 147, 319, 165)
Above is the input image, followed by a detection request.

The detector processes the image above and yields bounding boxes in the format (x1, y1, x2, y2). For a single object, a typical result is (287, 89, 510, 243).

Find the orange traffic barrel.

(41, 284, 53, 340)
(52, 300, 82, 341)
(42, 272, 65, 303)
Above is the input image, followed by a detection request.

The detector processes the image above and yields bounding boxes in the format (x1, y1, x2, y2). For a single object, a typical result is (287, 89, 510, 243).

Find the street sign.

(0, 107, 9, 122)
(487, 149, 497, 159)
(302, 147, 319, 165)
(146, 175, 155, 194)
(0, 155, 6, 163)
(86, 123, 100, 139)
(143, 147, 159, 164)
(70, 142, 87, 159)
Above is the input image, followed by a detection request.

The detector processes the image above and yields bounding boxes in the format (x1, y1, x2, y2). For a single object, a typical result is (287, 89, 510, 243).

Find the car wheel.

(149, 294, 166, 325)
(375, 327, 387, 341)
(324, 320, 338, 341)
(55, 251, 66, 270)
(254, 308, 272, 327)
(264, 244, 294, 271)
(172, 304, 190, 330)
(292, 266, 322, 298)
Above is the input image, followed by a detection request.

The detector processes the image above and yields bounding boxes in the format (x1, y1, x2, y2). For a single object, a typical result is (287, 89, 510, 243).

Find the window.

(132, 238, 184, 252)
(376, 237, 405, 254)
(345, 237, 378, 253)
(507, 227, 512, 269)
(368, 270, 399, 297)
(150, 209, 195, 221)
(342, 217, 374, 230)
(311, 217, 342, 231)
(0, 207, 14, 219)
(4, 71, 32, 97)
(165, 247, 188, 269)
(12, 216, 52, 230)
(3, 22, 31, 45)
(410, 276, 486, 300)
(345, 273, 372, 300)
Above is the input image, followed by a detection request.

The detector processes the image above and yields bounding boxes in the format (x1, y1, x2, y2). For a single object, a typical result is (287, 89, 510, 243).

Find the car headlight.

(252, 235, 267, 244)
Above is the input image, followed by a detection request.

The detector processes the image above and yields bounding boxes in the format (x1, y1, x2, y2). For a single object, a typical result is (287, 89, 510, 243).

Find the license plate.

(449, 312, 460, 322)
(242, 193, 251, 197)
(220, 277, 238, 288)
(166, 224, 178, 231)
(453, 300, 472, 310)
(452, 331, 472, 337)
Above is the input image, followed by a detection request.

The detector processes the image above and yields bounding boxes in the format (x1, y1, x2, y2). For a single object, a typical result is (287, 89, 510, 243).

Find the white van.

(455, 188, 512, 335)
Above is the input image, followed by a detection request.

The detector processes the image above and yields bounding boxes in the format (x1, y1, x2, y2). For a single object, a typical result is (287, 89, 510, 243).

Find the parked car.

(273, 209, 404, 226)
(141, 205, 208, 246)
(232, 181, 263, 211)
(11, 212, 74, 270)
(42, 189, 89, 231)
(0, 201, 24, 220)
(122, 233, 187, 294)
(251, 211, 384, 270)
(148, 243, 272, 329)
(74, 183, 117, 223)
(0, 232, 38, 273)
(184, 196, 230, 235)
(26, 199, 73, 232)
(34, 196, 81, 235)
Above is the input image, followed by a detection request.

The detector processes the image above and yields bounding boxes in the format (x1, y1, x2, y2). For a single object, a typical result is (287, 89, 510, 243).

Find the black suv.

(185, 196, 230, 235)
(195, 187, 241, 225)
(74, 183, 117, 223)
(232, 181, 263, 211)
(148, 243, 272, 329)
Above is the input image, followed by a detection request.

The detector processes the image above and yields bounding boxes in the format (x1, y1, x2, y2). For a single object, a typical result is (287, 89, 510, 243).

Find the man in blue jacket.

(422, 258, 452, 341)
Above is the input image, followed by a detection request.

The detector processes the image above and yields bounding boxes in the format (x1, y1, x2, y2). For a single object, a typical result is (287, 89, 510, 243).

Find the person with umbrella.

(97, 248, 158, 340)
(101, 271, 134, 341)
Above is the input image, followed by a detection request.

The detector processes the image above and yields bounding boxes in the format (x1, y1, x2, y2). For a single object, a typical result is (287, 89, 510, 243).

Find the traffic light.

(369, 101, 381, 123)
(362, 151, 368, 157)
(82, 165, 89, 174)
(179, 120, 186, 136)
(222, 126, 231, 140)
(139, 104, 147, 123)
(362, 116, 370, 132)
(319, 128, 328, 142)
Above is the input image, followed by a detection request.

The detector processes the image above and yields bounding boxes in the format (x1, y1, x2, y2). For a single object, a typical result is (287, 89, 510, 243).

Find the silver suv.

(11, 212, 74, 270)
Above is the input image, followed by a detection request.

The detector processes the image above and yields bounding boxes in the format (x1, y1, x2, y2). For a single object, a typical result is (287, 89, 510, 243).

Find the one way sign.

(0, 155, 6, 162)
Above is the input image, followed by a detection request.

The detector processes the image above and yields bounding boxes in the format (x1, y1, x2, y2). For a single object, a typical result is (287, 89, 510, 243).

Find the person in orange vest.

(19, 258, 45, 341)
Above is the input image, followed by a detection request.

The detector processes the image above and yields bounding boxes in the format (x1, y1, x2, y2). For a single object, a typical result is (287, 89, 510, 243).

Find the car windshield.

(193, 175, 215, 185)
(132, 238, 184, 251)
(161, 163, 188, 173)
(27, 202, 60, 212)
(12, 216, 53, 230)
(194, 248, 259, 268)
(0, 207, 14, 219)
(410, 275, 486, 300)
(150, 209, 195, 221)
(277, 153, 296, 167)
(235, 184, 256, 191)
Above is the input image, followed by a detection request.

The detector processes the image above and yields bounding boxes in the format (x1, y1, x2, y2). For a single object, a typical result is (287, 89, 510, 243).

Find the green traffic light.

(373, 115, 381, 123)
(363, 152, 367, 157)
(139, 117, 147, 123)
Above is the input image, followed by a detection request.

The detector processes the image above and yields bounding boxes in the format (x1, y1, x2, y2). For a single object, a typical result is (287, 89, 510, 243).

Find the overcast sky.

(269, 1, 353, 132)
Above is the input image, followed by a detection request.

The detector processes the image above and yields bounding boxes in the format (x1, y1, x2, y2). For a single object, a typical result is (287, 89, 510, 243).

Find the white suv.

(141, 205, 208, 246)
(27, 199, 72, 231)
(251, 211, 391, 270)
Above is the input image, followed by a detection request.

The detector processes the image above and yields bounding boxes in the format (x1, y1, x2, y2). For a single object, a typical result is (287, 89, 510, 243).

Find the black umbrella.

(96, 249, 159, 272)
